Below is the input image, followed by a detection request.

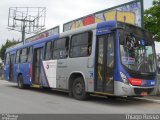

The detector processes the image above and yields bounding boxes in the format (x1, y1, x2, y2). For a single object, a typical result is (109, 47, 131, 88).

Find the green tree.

(0, 39, 20, 60)
(144, 0, 160, 41)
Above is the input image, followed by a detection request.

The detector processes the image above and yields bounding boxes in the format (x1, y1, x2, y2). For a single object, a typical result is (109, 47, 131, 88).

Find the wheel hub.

(75, 83, 83, 95)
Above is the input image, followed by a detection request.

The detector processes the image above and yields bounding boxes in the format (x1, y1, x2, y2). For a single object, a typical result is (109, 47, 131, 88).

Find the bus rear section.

(3, 46, 33, 88)
(4, 52, 15, 81)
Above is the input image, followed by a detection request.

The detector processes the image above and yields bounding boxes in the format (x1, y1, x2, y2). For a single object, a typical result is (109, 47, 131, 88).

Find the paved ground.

(137, 95, 160, 104)
(0, 80, 160, 114)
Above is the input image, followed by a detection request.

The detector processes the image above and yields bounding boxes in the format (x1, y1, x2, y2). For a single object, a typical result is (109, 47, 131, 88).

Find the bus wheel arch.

(68, 73, 89, 100)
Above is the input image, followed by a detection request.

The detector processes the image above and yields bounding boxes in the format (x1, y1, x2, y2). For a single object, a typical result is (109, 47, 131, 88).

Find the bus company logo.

(46, 64, 49, 69)
(150, 81, 155, 85)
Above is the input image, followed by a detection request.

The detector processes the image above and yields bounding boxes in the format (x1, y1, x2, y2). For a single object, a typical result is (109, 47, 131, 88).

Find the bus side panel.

(56, 59, 68, 89)
(41, 60, 57, 88)
(40, 65, 49, 87)
(63, 30, 96, 92)
(15, 63, 31, 85)
(4, 64, 10, 81)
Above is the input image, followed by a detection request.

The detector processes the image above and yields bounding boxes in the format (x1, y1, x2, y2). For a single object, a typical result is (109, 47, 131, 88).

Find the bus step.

(31, 84, 41, 88)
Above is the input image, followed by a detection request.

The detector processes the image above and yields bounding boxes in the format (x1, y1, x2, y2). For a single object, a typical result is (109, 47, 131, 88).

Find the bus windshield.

(119, 28, 156, 74)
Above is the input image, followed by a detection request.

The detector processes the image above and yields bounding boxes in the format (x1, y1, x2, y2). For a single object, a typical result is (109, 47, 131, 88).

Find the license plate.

(141, 92, 148, 96)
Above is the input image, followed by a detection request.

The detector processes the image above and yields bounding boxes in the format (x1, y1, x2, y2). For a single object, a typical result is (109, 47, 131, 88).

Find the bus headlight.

(120, 72, 129, 84)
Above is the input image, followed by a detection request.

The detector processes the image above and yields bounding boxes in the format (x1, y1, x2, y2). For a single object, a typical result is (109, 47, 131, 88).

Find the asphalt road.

(0, 80, 160, 114)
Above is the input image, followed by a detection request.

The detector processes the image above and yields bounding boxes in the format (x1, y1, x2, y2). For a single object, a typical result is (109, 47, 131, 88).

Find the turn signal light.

(128, 78, 142, 86)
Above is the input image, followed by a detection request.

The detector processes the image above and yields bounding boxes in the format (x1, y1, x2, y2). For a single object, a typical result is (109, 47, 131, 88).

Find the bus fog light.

(120, 72, 129, 84)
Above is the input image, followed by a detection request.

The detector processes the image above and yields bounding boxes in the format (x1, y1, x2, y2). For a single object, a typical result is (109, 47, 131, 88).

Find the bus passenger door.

(9, 54, 15, 81)
(32, 47, 43, 85)
(95, 34, 114, 94)
(4, 53, 10, 81)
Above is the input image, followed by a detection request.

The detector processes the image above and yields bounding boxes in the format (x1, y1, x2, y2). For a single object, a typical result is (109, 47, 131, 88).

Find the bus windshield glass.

(119, 25, 156, 73)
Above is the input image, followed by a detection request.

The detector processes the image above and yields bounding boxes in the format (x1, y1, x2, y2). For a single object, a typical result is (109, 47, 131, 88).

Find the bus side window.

(70, 31, 92, 58)
(45, 42, 52, 60)
(5, 53, 10, 65)
(16, 50, 20, 64)
(27, 47, 32, 62)
(53, 37, 69, 59)
(21, 48, 28, 63)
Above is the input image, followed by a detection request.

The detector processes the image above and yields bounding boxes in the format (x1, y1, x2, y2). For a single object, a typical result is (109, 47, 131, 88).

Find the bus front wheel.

(17, 75, 25, 89)
(72, 77, 89, 100)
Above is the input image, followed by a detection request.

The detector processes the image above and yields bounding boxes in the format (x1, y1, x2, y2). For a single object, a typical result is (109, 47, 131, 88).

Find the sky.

(0, 0, 154, 48)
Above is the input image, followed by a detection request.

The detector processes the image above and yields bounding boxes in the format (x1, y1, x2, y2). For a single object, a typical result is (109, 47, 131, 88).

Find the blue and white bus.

(4, 20, 157, 100)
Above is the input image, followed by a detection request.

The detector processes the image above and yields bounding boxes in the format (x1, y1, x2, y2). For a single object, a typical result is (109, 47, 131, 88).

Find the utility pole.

(8, 7, 46, 44)
(22, 20, 25, 44)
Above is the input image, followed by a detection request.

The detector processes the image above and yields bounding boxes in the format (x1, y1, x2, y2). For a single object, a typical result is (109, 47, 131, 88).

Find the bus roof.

(6, 34, 59, 53)
(6, 20, 117, 53)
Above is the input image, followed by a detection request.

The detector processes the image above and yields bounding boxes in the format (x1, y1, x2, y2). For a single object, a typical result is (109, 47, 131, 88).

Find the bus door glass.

(95, 33, 115, 93)
(9, 54, 15, 81)
(33, 47, 43, 85)
(4, 53, 10, 80)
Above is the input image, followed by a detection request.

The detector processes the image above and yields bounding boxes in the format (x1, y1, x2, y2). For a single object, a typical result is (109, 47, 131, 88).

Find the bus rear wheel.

(17, 75, 25, 89)
(72, 77, 89, 100)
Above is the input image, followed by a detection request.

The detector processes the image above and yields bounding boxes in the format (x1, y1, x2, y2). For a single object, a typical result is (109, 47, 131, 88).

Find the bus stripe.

(41, 62, 50, 87)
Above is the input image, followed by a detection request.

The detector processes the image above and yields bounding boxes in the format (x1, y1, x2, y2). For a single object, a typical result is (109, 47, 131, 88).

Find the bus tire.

(72, 77, 89, 100)
(17, 75, 25, 89)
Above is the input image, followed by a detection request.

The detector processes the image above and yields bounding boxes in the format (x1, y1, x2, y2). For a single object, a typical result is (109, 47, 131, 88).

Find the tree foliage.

(144, 0, 160, 41)
(0, 39, 20, 60)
